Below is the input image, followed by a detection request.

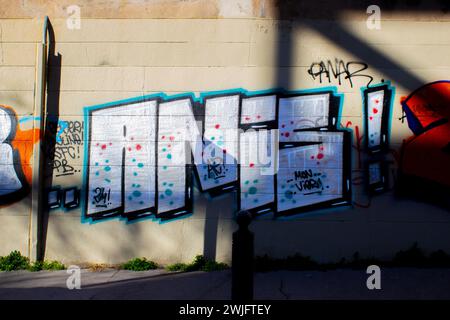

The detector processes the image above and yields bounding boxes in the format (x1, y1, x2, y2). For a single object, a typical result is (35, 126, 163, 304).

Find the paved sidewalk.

(1, 268, 450, 300)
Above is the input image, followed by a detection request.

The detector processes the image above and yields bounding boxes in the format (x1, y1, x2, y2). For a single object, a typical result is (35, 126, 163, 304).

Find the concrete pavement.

(1, 268, 450, 300)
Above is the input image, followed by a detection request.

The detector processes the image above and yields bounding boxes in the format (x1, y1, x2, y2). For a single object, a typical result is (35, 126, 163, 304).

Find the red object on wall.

(400, 81, 450, 187)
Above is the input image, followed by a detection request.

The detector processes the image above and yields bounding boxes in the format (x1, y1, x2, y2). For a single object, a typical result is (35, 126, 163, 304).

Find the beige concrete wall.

(0, 18, 38, 258)
(0, 1, 449, 265)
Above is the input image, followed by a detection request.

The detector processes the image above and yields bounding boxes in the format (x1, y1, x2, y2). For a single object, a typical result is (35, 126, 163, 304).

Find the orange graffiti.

(11, 128, 41, 184)
(1, 105, 41, 184)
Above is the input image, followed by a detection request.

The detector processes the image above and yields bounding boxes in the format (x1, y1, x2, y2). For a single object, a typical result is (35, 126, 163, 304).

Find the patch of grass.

(28, 262, 45, 272)
(166, 255, 228, 272)
(203, 260, 228, 272)
(121, 257, 158, 271)
(45, 261, 66, 270)
(184, 255, 207, 272)
(166, 262, 189, 272)
(28, 260, 66, 272)
(0, 250, 67, 272)
(0, 250, 30, 271)
(30, 260, 66, 271)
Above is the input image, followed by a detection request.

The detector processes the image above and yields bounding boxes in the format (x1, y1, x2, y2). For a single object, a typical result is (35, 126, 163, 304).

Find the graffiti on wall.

(0, 82, 403, 219)
(0, 106, 39, 205)
(82, 88, 352, 223)
(48, 119, 84, 178)
(307, 59, 374, 88)
(362, 83, 394, 154)
(399, 80, 450, 193)
(48, 186, 81, 210)
(0, 109, 85, 207)
(361, 83, 395, 194)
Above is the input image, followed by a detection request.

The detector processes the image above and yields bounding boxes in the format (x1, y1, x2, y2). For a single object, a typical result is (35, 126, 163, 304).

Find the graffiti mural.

(1, 81, 411, 220)
(0, 82, 401, 219)
(399, 81, 450, 198)
(0, 106, 36, 205)
(82, 88, 353, 223)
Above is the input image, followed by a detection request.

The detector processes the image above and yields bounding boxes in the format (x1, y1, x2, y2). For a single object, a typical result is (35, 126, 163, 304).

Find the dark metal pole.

(231, 210, 254, 301)
(31, 16, 48, 262)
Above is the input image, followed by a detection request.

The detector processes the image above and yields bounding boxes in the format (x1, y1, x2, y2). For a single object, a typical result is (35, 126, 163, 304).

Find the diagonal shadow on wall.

(271, 0, 450, 221)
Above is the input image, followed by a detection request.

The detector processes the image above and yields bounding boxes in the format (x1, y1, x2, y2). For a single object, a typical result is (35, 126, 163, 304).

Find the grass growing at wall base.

(166, 255, 229, 272)
(254, 243, 450, 272)
(120, 257, 158, 271)
(0, 251, 30, 271)
(0, 250, 66, 271)
(28, 260, 66, 271)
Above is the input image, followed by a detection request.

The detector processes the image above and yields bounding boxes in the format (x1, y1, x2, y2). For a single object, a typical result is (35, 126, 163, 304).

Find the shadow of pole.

(37, 20, 62, 261)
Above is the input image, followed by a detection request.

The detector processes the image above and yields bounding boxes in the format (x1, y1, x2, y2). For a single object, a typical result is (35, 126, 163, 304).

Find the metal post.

(29, 16, 48, 262)
(231, 210, 254, 301)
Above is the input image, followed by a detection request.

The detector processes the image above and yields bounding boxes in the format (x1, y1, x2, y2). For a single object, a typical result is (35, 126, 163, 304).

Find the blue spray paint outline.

(18, 116, 71, 143)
